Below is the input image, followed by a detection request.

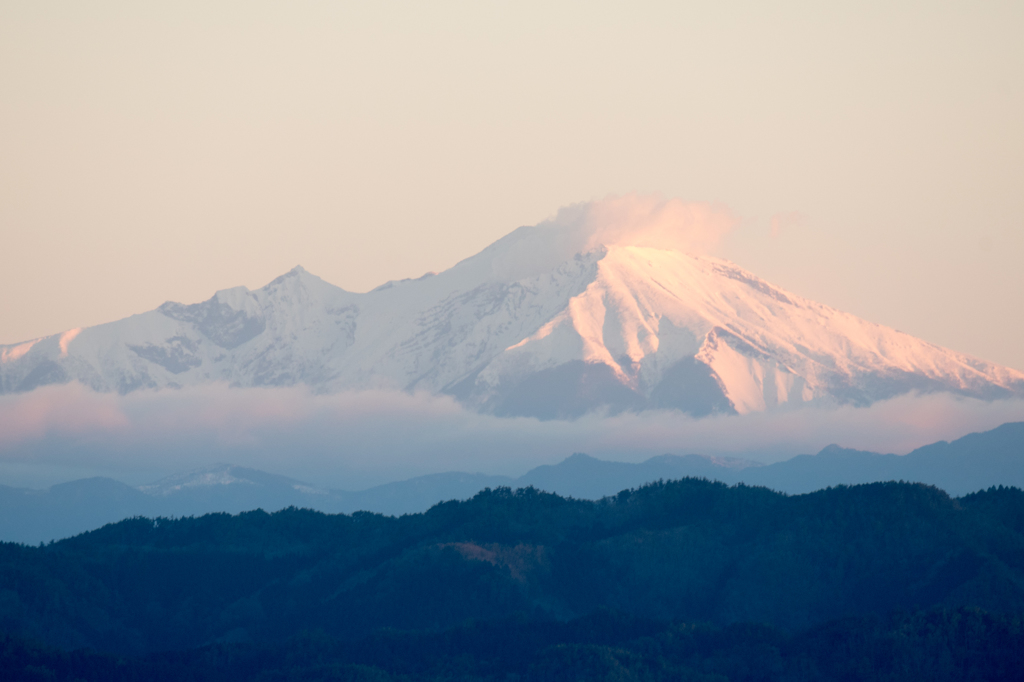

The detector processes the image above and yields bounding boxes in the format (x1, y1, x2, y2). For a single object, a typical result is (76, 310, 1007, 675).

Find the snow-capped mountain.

(3, 213, 1023, 418)
(137, 464, 331, 498)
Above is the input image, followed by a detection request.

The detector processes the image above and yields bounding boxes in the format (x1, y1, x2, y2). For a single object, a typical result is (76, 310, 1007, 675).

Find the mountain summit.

(3, 201, 1022, 418)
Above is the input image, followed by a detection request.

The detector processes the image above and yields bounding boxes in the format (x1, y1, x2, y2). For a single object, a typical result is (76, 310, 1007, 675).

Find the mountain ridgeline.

(4, 421, 1023, 545)
(2, 478, 1024, 680)
(3, 217, 1023, 418)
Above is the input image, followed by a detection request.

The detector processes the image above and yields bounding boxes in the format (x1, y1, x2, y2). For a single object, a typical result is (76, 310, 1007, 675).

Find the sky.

(1, 0, 1023, 377)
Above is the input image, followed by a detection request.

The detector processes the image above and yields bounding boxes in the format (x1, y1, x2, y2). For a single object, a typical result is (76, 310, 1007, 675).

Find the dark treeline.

(3, 607, 1024, 681)
(3, 479, 1024, 678)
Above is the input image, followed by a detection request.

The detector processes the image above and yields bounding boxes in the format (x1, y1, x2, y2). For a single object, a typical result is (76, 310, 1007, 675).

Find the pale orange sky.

(2, 1, 1022, 369)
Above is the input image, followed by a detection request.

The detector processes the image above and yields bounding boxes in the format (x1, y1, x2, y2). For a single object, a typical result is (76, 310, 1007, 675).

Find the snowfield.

(3, 220, 1022, 419)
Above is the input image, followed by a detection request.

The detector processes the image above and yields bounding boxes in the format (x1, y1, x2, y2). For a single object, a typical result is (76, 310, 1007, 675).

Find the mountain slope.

(3, 219, 1022, 417)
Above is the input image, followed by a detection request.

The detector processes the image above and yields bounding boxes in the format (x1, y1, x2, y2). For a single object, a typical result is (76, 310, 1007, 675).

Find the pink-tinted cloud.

(0, 383, 1022, 489)
(0, 383, 130, 445)
(548, 194, 736, 255)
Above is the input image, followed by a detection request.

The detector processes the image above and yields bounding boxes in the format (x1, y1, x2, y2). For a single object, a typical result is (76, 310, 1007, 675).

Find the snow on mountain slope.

(467, 245, 1024, 417)
(3, 215, 1023, 419)
(138, 464, 331, 498)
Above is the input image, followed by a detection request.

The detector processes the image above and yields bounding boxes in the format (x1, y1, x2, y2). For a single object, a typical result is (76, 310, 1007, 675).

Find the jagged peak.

(267, 265, 310, 286)
(815, 444, 885, 458)
(563, 452, 599, 463)
(263, 265, 348, 295)
(4, 200, 1023, 415)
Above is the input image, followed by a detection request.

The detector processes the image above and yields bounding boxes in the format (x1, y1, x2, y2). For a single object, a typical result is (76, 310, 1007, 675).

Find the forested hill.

(3, 477, 1024, 662)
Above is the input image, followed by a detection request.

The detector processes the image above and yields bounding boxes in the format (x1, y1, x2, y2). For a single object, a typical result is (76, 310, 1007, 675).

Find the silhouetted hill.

(3, 606, 1023, 681)
(3, 478, 1024, 659)
(739, 422, 1024, 495)
(0, 478, 160, 544)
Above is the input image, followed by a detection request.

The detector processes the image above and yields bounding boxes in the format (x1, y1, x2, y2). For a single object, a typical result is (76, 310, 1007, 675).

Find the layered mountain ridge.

(3, 220, 1023, 418)
(4, 420, 1024, 545)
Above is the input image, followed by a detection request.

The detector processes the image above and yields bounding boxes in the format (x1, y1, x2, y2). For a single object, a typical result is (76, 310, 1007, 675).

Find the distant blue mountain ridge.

(1, 421, 1022, 545)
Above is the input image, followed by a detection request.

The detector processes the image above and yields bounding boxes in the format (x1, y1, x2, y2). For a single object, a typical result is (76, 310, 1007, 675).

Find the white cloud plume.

(482, 194, 736, 283)
(1, 383, 1022, 490)
(546, 194, 735, 255)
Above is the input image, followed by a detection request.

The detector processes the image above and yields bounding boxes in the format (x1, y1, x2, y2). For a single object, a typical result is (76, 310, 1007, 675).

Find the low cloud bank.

(1, 383, 1022, 489)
